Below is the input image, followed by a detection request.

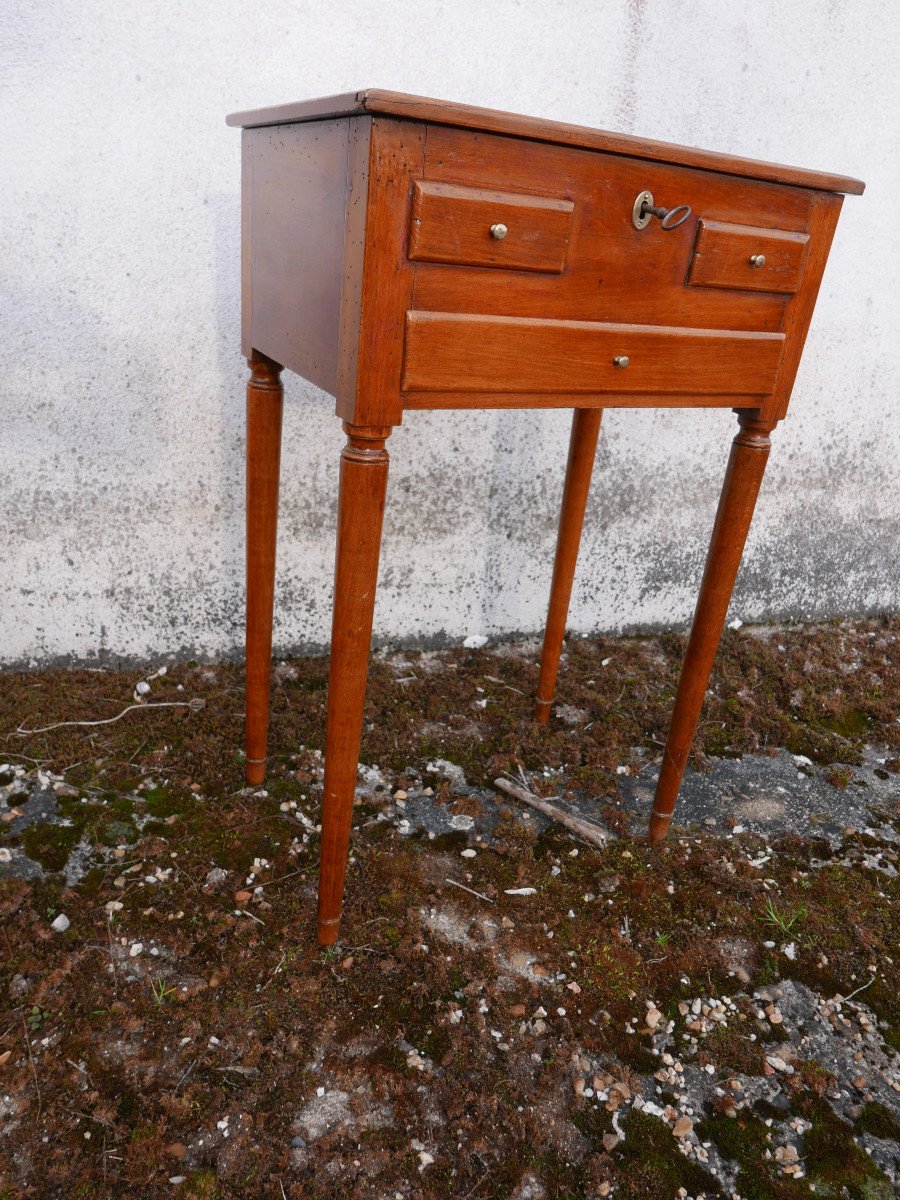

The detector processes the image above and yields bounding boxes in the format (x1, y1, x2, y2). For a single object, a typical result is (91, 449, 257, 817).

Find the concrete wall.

(1, 0, 897, 666)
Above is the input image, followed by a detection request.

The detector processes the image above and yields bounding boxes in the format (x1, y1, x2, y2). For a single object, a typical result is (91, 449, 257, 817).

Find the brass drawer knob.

(613, 355, 630, 368)
(749, 253, 766, 267)
(490, 223, 508, 240)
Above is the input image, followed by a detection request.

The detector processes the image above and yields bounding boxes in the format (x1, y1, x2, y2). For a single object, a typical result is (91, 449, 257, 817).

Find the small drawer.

(402, 312, 785, 396)
(688, 220, 809, 294)
(408, 180, 574, 273)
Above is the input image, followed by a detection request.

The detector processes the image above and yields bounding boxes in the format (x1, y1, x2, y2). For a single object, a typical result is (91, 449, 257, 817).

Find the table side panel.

(761, 191, 844, 423)
(244, 119, 351, 392)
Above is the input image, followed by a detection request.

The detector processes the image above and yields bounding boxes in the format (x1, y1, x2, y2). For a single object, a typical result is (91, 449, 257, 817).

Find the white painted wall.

(1, 1, 897, 665)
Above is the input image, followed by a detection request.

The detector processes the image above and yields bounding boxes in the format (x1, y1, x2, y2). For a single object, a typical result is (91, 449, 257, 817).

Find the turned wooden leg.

(649, 412, 775, 841)
(245, 351, 284, 787)
(535, 408, 603, 723)
(317, 424, 392, 945)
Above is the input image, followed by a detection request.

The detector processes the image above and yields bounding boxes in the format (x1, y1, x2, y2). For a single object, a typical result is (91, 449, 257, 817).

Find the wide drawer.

(402, 312, 785, 395)
(688, 220, 809, 294)
(408, 180, 575, 273)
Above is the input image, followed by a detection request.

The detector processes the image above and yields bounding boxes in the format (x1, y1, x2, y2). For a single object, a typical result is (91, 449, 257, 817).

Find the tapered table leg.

(317, 424, 392, 945)
(649, 412, 775, 841)
(535, 408, 603, 723)
(245, 351, 284, 787)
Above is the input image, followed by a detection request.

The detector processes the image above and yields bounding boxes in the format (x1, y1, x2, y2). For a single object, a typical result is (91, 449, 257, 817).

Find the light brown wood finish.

(762, 192, 844, 424)
(535, 408, 603, 723)
(412, 126, 812, 336)
(227, 89, 864, 196)
(403, 314, 784, 397)
(228, 91, 862, 942)
(241, 120, 351, 389)
(648, 412, 775, 841)
(409, 181, 574, 272)
(689, 221, 809, 294)
(335, 118, 425, 428)
(317, 424, 392, 944)
(245, 351, 284, 786)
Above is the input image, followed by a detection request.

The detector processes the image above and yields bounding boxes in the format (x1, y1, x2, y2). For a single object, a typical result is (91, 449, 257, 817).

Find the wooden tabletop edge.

(225, 88, 865, 195)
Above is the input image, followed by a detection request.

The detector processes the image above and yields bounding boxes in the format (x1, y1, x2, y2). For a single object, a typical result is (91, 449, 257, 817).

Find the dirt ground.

(1, 618, 899, 1199)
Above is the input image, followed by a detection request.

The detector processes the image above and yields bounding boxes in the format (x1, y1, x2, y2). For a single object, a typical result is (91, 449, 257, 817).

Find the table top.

(225, 88, 864, 197)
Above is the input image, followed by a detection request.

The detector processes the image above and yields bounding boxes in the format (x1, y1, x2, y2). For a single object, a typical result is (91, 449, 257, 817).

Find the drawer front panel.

(412, 126, 815, 333)
(409, 180, 574, 272)
(689, 220, 809, 293)
(402, 312, 784, 395)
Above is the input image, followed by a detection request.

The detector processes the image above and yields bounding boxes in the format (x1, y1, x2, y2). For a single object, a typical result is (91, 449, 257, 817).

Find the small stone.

(50, 914, 70, 933)
(775, 1145, 799, 1164)
(234, 890, 253, 903)
(645, 1007, 663, 1029)
(291, 1135, 307, 1148)
(673, 1115, 693, 1138)
(394, 789, 408, 800)
(573, 1077, 586, 1096)
(129, 942, 143, 957)
(461, 849, 477, 859)
(765, 1055, 793, 1074)
(602, 1133, 619, 1153)
(167, 1143, 187, 1159)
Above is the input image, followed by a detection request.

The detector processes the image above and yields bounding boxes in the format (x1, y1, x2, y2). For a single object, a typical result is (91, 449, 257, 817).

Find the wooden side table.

(226, 91, 863, 944)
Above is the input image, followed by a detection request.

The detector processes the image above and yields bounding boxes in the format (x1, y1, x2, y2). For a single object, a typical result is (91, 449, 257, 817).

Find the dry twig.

(16, 698, 205, 736)
(494, 777, 609, 849)
(445, 878, 494, 904)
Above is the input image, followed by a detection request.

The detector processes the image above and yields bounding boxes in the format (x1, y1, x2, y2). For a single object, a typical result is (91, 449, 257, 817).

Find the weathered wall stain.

(0, 1, 896, 667)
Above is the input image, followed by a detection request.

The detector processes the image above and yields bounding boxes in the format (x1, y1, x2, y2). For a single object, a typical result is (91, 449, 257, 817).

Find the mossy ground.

(0, 618, 898, 1198)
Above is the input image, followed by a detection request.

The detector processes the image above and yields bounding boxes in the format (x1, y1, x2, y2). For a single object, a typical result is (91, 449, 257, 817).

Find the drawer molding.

(409, 180, 575, 273)
(402, 312, 785, 396)
(689, 220, 810, 294)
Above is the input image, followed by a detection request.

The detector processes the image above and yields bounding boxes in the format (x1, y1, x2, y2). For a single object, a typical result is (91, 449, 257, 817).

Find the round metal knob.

(749, 254, 766, 267)
(490, 223, 508, 240)
(613, 355, 630, 369)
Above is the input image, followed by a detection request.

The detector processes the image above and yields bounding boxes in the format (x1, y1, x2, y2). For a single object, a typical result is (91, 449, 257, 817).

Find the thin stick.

(445, 878, 494, 904)
(16, 698, 205, 736)
(260, 952, 287, 992)
(22, 1016, 41, 1116)
(841, 974, 877, 1003)
(494, 778, 609, 849)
